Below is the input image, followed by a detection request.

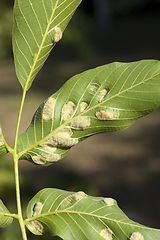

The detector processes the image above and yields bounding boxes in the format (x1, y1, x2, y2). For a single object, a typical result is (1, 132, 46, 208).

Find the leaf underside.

(18, 60, 160, 165)
(26, 188, 160, 239)
(0, 124, 8, 156)
(12, 0, 82, 90)
(0, 200, 13, 228)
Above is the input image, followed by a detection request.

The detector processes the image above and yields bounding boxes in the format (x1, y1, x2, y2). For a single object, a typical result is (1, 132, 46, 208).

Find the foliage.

(0, 0, 160, 239)
(0, 2, 13, 59)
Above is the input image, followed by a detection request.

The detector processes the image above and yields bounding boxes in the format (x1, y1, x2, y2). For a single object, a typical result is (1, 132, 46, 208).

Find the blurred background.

(1, 0, 160, 239)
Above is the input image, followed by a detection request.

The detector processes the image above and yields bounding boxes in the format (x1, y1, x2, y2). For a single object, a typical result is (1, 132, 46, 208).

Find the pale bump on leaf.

(42, 97, 56, 120)
(27, 202, 44, 235)
(52, 127, 77, 147)
(0, 200, 13, 228)
(95, 108, 120, 121)
(100, 228, 113, 240)
(80, 101, 88, 112)
(27, 220, 44, 236)
(0, 125, 8, 156)
(31, 146, 61, 165)
(18, 60, 160, 166)
(61, 101, 76, 121)
(130, 232, 144, 240)
(72, 191, 86, 201)
(49, 26, 63, 43)
(99, 89, 108, 103)
(12, 0, 82, 90)
(103, 198, 115, 207)
(26, 188, 160, 239)
(70, 116, 90, 130)
(33, 202, 43, 216)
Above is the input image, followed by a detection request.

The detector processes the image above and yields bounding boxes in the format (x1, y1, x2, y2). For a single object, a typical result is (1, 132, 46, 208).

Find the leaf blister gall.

(96, 108, 120, 120)
(31, 126, 79, 165)
(61, 101, 76, 121)
(103, 198, 115, 207)
(42, 97, 56, 120)
(99, 89, 108, 103)
(27, 220, 44, 235)
(130, 232, 144, 240)
(27, 202, 44, 234)
(32, 155, 46, 165)
(42, 127, 78, 148)
(40, 144, 57, 153)
(59, 195, 76, 210)
(33, 202, 43, 216)
(47, 26, 63, 44)
(100, 229, 113, 240)
(44, 153, 61, 162)
(52, 127, 79, 147)
(52, 27, 63, 43)
(31, 146, 61, 164)
(80, 102, 88, 112)
(73, 191, 86, 201)
(70, 116, 90, 130)
(89, 83, 100, 94)
(59, 191, 86, 210)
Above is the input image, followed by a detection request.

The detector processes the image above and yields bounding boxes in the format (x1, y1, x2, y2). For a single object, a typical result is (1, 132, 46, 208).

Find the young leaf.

(12, 0, 82, 91)
(0, 200, 13, 228)
(0, 124, 8, 156)
(18, 60, 160, 165)
(26, 188, 160, 239)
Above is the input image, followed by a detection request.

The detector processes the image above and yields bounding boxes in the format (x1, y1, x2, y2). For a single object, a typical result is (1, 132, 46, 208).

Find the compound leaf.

(18, 60, 160, 165)
(0, 200, 13, 228)
(26, 188, 160, 239)
(12, 0, 82, 91)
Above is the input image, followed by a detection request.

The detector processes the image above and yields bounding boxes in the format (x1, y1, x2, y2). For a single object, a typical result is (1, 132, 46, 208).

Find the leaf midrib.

(19, 68, 159, 158)
(25, 209, 160, 233)
(24, 0, 59, 91)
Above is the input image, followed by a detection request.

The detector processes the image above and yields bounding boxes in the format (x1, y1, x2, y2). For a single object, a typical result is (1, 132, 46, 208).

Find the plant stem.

(14, 87, 27, 152)
(13, 86, 28, 240)
(13, 155, 28, 240)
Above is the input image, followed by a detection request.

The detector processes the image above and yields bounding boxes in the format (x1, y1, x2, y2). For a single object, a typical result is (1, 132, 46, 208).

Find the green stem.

(13, 155, 28, 240)
(14, 87, 27, 152)
(13, 86, 28, 240)
(0, 212, 17, 218)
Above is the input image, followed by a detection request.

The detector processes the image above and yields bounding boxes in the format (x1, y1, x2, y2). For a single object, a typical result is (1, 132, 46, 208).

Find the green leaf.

(18, 60, 160, 165)
(26, 188, 160, 239)
(0, 200, 13, 228)
(12, 0, 82, 91)
(0, 124, 8, 156)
